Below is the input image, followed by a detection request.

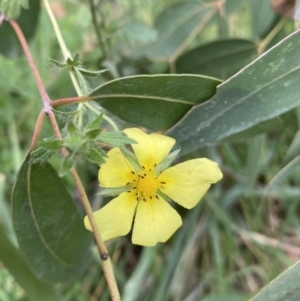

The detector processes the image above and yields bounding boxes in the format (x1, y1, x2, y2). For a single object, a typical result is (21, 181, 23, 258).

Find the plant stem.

(9, 19, 121, 301)
(30, 111, 46, 151)
(9, 20, 51, 112)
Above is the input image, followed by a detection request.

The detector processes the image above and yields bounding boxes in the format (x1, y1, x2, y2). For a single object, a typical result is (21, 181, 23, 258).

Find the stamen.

(142, 166, 145, 169)
(160, 181, 166, 184)
(143, 197, 146, 202)
(136, 197, 139, 201)
(140, 176, 145, 179)
(144, 173, 146, 176)
(150, 196, 152, 199)
(127, 191, 131, 193)
(132, 186, 137, 189)
(154, 163, 157, 167)
(126, 182, 130, 185)
(155, 195, 159, 199)
(131, 171, 135, 175)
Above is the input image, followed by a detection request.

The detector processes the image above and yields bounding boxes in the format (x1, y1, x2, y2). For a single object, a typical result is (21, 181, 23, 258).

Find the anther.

(144, 173, 146, 176)
(131, 171, 135, 174)
(126, 182, 130, 185)
(154, 163, 157, 167)
(141, 176, 145, 179)
(132, 186, 137, 189)
(136, 197, 139, 201)
(143, 197, 146, 202)
(155, 195, 159, 199)
(150, 196, 152, 199)
(142, 166, 145, 169)
(160, 181, 166, 184)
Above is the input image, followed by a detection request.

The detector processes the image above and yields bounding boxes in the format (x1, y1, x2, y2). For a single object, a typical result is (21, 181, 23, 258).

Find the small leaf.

(50, 58, 67, 68)
(77, 67, 107, 77)
(85, 128, 102, 140)
(86, 148, 106, 165)
(85, 114, 103, 130)
(61, 155, 75, 174)
(97, 186, 130, 197)
(12, 154, 92, 283)
(97, 131, 136, 147)
(67, 120, 77, 134)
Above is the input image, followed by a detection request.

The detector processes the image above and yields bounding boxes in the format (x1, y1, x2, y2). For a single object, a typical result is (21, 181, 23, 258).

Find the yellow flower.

(84, 128, 222, 246)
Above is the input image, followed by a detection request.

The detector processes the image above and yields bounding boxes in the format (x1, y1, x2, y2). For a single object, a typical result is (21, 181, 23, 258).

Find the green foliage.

(2, 0, 300, 300)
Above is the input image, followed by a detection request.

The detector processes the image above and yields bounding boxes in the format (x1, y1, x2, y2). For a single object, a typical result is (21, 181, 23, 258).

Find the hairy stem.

(9, 19, 121, 301)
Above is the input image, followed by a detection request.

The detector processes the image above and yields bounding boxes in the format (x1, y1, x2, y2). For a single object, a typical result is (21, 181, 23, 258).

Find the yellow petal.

(84, 191, 137, 241)
(158, 158, 222, 209)
(99, 147, 135, 187)
(132, 196, 182, 246)
(123, 128, 175, 170)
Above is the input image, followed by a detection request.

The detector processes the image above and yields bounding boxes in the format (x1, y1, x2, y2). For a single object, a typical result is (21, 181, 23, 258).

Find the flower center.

(136, 172, 158, 201)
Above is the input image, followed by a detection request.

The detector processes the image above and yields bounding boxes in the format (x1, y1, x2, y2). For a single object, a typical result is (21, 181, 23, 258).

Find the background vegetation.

(1, 0, 300, 300)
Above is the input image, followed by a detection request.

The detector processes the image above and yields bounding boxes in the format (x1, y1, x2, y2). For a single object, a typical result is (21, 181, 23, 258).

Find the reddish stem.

(9, 20, 52, 112)
(30, 111, 46, 150)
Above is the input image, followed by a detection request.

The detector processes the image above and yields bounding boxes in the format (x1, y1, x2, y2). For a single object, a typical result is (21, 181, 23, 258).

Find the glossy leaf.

(0, 0, 40, 58)
(0, 225, 61, 301)
(248, 260, 300, 301)
(11, 154, 92, 283)
(168, 30, 300, 156)
(89, 74, 221, 131)
(140, 1, 217, 61)
(175, 39, 257, 79)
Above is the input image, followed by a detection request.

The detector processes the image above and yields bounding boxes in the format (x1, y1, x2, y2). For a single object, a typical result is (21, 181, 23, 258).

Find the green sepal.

(67, 121, 77, 135)
(66, 52, 80, 67)
(86, 147, 106, 165)
(77, 67, 107, 77)
(85, 128, 102, 139)
(97, 186, 130, 197)
(50, 58, 67, 68)
(98, 132, 136, 148)
(120, 147, 141, 172)
(85, 114, 103, 130)
(155, 149, 180, 174)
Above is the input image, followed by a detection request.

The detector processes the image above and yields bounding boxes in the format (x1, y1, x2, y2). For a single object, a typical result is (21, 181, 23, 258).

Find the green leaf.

(11, 154, 92, 283)
(138, 1, 217, 61)
(85, 114, 103, 130)
(85, 128, 102, 139)
(77, 67, 107, 77)
(168, 30, 300, 156)
(0, 225, 61, 301)
(39, 140, 63, 151)
(89, 74, 221, 131)
(86, 148, 106, 165)
(248, 260, 300, 301)
(175, 39, 257, 79)
(0, 0, 28, 19)
(97, 131, 136, 147)
(50, 58, 67, 68)
(0, 0, 40, 57)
